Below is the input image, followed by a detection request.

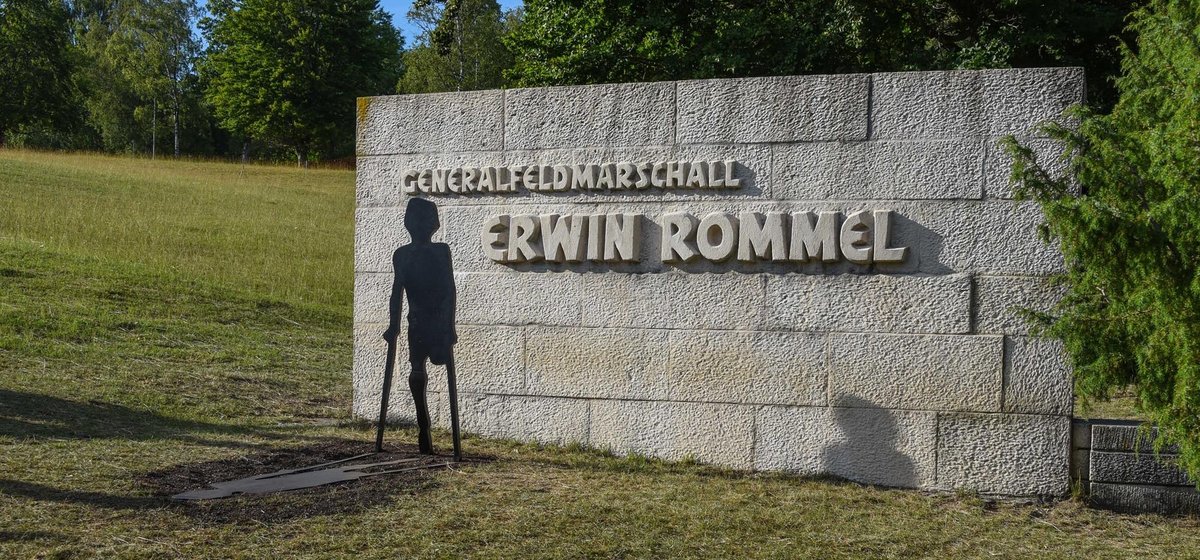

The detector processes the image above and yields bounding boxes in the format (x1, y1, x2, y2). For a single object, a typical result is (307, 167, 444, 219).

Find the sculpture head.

(404, 198, 440, 242)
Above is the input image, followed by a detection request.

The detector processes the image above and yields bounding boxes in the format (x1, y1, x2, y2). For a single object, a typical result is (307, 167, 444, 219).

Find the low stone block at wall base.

(437, 394, 591, 446)
(754, 405, 937, 489)
(589, 400, 755, 470)
(1090, 451, 1191, 487)
(1090, 482, 1200, 515)
(936, 413, 1070, 496)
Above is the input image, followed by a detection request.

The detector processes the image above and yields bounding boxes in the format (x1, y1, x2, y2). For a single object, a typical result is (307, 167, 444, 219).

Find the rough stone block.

(772, 140, 984, 200)
(985, 137, 1072, 199)
(920, 201, 1065, 276)
(677, 74, 869, 143)
(974, 275, 1065, 335)
(445, 394, 590, 445)
(937, 413, 1070, 496)
(754, 405, 937, 488)
(577, 272, 766, 330)
(871, 68, 1085, 139)
(505, 82, 674, 150)
(666, 330, 826, 406)
(1090, 482, 1200, 515)
(354, 206, 415, 273)
(1091, 423, 1177, 454)
(1090, 451, 1191, 486)
(1004, 336, 1073, 416)
(830, 334, 1003, 412)
(354, 273, 392, 325)
(456, 272, 583, 327)
(357, 90, 504, 156)
(589, 400, 755, 469)
(764, 273, 971, 334)
(525, 326, 671, 400)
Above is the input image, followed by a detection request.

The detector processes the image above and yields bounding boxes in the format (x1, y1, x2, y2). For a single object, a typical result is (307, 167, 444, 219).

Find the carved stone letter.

(789, 211, 839, 262)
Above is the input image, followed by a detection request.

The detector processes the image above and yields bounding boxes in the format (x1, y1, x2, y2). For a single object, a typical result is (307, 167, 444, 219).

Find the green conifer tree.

(1008, 0, 1200, 483)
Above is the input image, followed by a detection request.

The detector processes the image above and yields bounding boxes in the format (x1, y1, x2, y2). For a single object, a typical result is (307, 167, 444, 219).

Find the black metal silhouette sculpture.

(377, 198, 461, 461)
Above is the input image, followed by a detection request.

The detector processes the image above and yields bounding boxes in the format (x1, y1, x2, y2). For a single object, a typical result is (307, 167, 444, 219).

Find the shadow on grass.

(0, 440, 464, 525)
(0, 389, 337, 449)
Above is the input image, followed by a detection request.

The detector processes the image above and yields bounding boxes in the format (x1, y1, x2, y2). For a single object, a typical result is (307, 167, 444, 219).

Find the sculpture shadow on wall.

(819, 395, 919, 489)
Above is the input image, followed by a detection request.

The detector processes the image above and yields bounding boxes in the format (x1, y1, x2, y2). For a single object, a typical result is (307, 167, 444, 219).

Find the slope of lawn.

(0, 148, 1193, 559)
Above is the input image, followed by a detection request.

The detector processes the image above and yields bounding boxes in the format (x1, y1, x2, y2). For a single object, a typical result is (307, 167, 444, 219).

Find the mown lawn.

(0, 149, 1193, 559)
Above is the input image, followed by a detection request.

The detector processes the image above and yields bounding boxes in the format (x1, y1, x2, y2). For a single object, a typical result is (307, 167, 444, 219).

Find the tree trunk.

(151, 98, 157, 159)
(173, 87, 181, 158)
(241, 141, 249, 164)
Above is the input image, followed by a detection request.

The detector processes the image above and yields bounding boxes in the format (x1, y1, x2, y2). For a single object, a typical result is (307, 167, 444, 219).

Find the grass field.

(0, 148, 1192, 559)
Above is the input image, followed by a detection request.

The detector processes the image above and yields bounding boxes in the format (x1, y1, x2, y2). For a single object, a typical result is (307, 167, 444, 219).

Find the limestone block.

(505, 82, 674, 150)
(357, 152, 504, 208)
(764, 273, 971, 334)
(754, 405, 938, 488)
(829, 334, 1003, 412)
(1090, 451, 1191, 486)
(1089, 482, 1200, 514)
(936, 413, 1070, 496)
(677, 74, 869, 143)
(354, 272, 392, 325)
(589, 400, 756, 469)
(356, 90, 503, 156)
(455, 271, 582, 327)
(903, 200, 1064, 276)
(576, 272, 766, 330)
(1004, 336, 1073, 416)
(525, 326, 671, 400)
(665, 330, 826, 406)
(446, 394, 591, 445)
(871, 68, 1085, 140)
(1091, 423, 1177, 454)
(772, 140, 984, 200)
(973, 275, 1065, 335)
(354, 206, 413, 273)
(984, 137, 1073, 199)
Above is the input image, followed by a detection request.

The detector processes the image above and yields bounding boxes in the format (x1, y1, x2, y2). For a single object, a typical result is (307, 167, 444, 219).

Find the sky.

(378, 0, 525, 44)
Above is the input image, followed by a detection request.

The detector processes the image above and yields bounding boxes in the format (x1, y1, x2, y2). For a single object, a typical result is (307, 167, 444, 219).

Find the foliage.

(398, 0, 514, 94)
(505, 0, 1129, 108)
(1007, 0, 1200, 483)
(201, 0, 403, 165)
(74, 0, 203, 156)
(0, 0, 77, 145)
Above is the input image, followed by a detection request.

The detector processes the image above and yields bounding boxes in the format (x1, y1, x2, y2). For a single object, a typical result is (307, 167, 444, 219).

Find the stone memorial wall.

(353, 68, 1084, 496)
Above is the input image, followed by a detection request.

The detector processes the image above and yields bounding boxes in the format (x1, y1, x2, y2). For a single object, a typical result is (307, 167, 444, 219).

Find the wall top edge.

(356, 66, 1086, 104)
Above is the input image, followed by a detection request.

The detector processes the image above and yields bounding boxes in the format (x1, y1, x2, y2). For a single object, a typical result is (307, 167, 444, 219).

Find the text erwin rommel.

(401, 161, 741, 194)
(481, 211, 909, 265)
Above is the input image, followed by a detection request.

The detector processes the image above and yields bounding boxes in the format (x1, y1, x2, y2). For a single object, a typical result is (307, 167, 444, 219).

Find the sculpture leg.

(409, 364, 433, 454)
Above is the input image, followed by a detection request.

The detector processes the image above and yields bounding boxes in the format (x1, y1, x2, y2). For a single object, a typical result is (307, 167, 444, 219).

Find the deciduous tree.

(0, 0, 76, 146)
(398, 0, 514, 94)
(201, 0, 403, 165)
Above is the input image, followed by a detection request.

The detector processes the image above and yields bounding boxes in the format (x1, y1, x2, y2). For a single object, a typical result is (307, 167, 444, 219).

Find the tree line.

(2, 0, 1132, 165)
